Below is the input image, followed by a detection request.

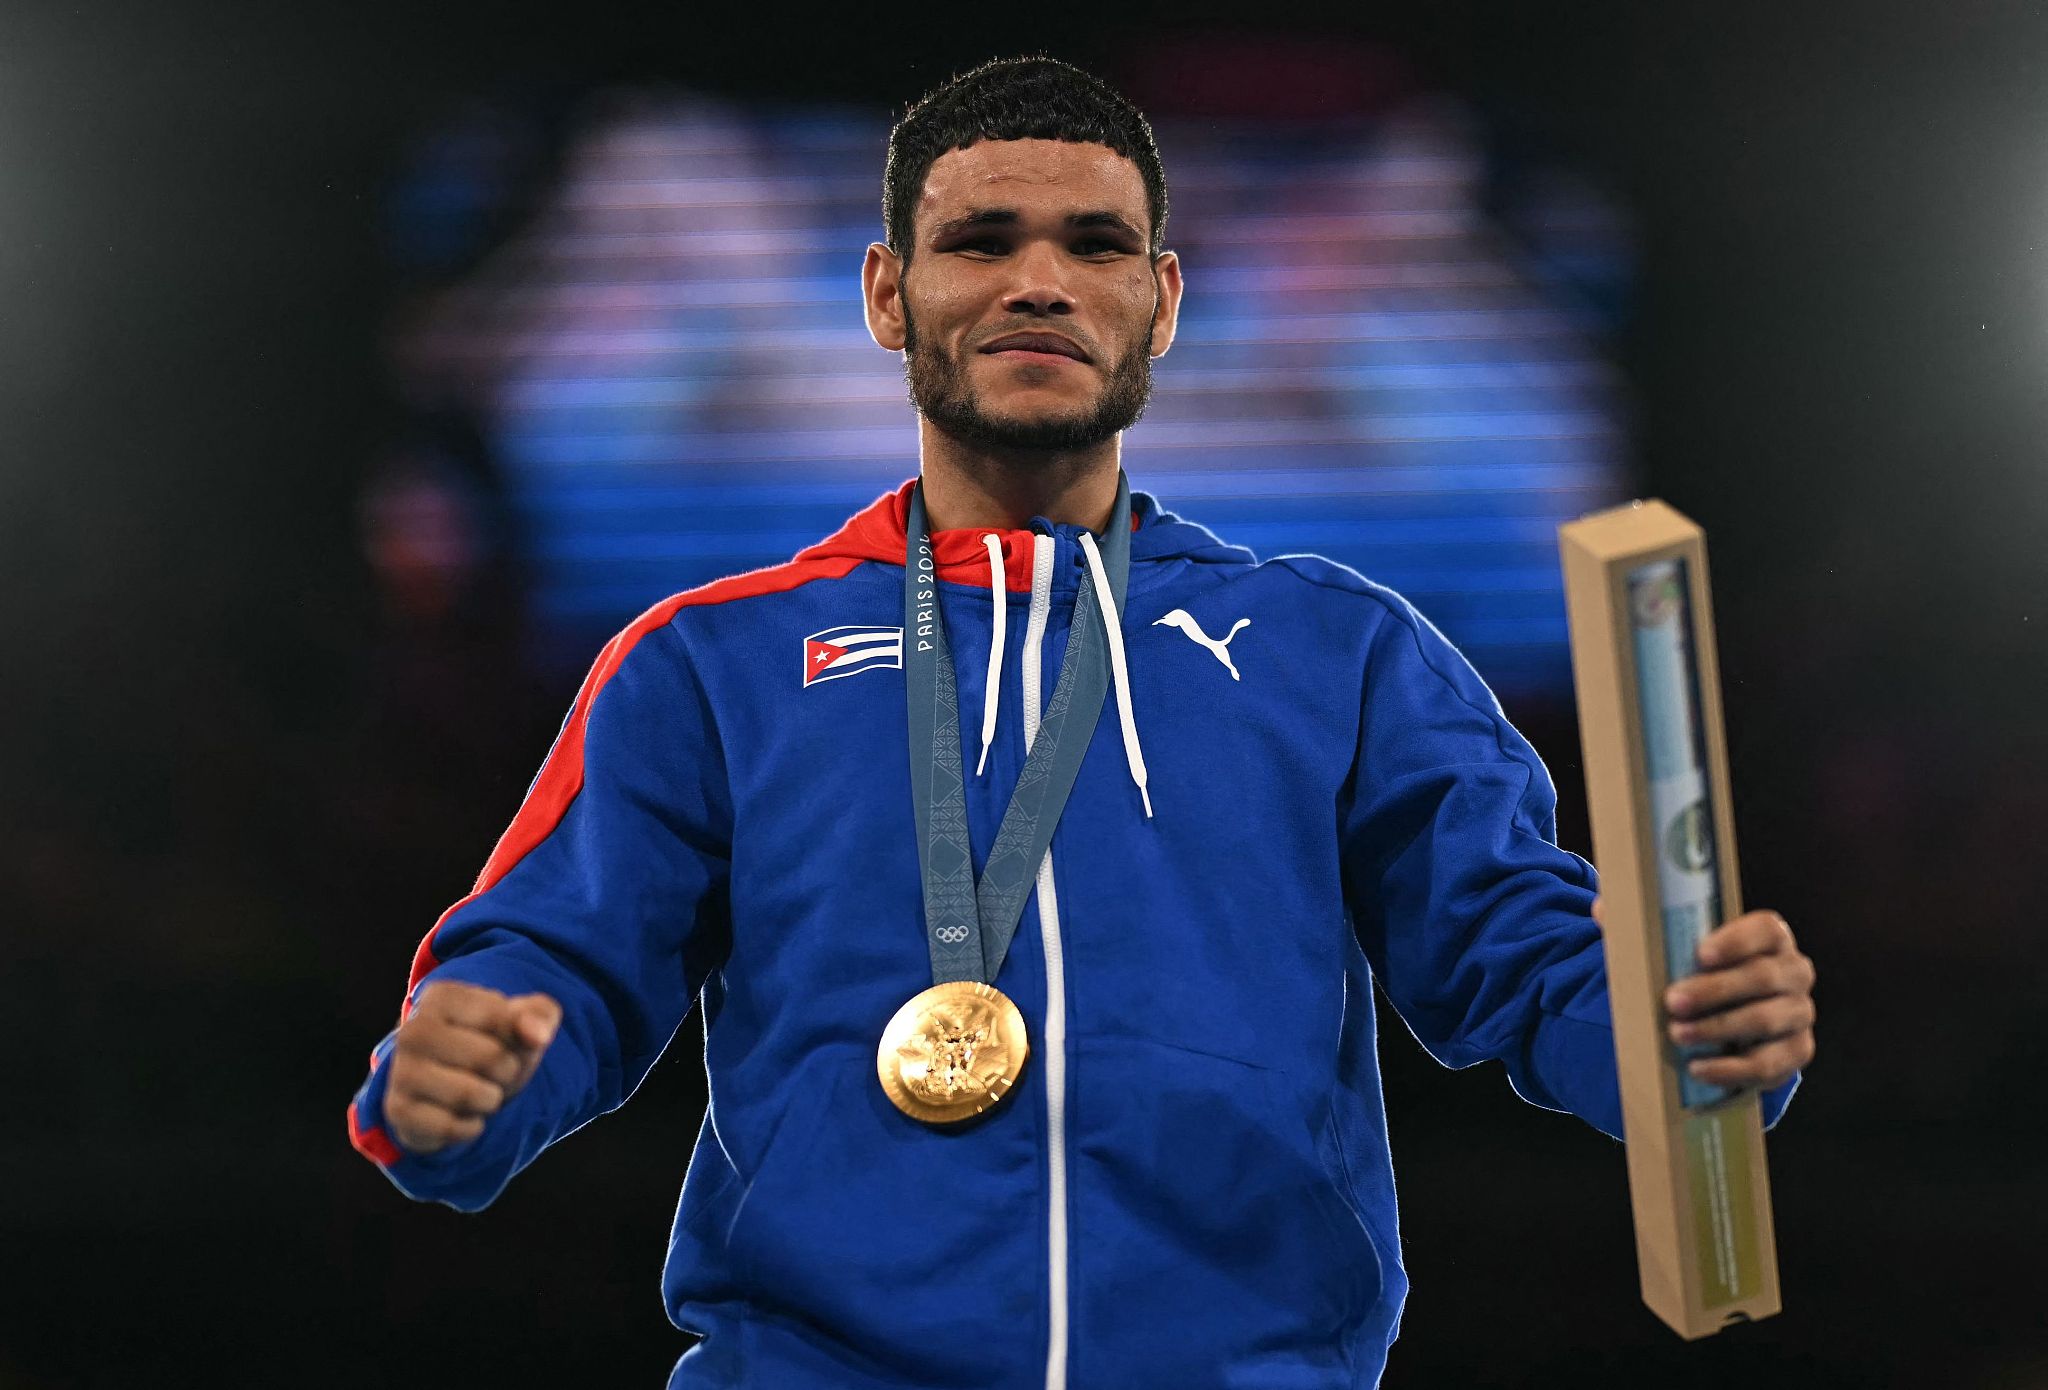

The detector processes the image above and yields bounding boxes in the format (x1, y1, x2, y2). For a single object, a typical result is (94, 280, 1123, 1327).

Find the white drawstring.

(1078, 531, 1152, 818)
(975, 533, 1005, 776)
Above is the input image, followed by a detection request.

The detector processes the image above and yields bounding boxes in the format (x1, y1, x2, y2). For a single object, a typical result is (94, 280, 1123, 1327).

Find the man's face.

(864, 138, 1182, 453)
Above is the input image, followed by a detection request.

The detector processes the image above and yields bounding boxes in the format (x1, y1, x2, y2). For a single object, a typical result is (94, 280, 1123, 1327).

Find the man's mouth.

(979, 331, 1090, 365)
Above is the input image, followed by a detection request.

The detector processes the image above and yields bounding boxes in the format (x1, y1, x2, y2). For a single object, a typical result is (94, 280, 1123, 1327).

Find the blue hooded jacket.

(348, 472, 1799, 1388)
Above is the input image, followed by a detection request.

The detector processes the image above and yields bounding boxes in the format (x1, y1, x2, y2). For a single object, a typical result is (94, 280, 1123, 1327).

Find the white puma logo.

(1154, 609, 1252, 681)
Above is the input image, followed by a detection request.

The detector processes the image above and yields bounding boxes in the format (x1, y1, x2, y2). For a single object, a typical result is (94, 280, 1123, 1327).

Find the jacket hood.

(792, 473, 1255, 592)
(788, 471, 1254, 820)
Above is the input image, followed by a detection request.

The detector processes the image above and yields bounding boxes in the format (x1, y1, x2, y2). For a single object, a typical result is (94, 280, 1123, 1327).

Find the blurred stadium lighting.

(380, 86, 1636, 705)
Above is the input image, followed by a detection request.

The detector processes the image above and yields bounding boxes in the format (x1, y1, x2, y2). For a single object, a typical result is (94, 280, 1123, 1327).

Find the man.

(348, 54, 1817, 1389)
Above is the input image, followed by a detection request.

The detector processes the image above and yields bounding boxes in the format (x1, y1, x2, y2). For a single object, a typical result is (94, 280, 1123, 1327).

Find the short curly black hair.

(883, 54, 1169, 264)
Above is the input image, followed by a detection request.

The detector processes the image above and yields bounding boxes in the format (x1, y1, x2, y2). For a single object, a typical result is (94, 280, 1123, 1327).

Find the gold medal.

(876, 980, 1029, 1124)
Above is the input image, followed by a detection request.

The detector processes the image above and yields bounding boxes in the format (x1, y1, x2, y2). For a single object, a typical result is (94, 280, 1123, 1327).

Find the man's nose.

(1000, 241, 1076, 315)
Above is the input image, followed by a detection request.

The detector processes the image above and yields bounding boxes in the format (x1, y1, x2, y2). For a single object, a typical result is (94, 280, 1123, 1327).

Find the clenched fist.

(384, 981, 562, 1156)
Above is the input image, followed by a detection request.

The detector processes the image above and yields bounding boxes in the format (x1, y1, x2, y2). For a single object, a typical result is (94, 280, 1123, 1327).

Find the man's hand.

(384, 981, 563, 1156)
(1593, 899, 1817, 1090)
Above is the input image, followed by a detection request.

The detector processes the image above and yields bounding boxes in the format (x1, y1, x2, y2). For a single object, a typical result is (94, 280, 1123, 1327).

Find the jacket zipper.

(1022, 532, 1069, 1390)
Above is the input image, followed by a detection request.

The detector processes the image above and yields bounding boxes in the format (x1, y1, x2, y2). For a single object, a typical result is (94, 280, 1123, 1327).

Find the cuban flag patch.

(802, 624, 904, 687)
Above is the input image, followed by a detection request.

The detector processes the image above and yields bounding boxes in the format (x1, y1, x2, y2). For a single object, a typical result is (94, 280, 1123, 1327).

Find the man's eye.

(953, 238, 1125, 255)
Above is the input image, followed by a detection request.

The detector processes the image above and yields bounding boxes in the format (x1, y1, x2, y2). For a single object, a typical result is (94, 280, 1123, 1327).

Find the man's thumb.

(509, 994, 562, 1050)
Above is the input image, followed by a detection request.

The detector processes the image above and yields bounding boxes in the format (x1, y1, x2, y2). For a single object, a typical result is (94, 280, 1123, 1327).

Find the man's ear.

(864, 243, 906, 351)
(1149, 250, 1183, 358)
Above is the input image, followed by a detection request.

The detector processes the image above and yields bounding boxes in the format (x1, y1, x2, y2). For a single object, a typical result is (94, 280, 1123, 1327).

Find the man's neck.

(917, 423, 1120, 535)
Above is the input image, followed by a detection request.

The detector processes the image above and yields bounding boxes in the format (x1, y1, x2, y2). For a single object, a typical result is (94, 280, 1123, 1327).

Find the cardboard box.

(1557, 499, 1782, 1339)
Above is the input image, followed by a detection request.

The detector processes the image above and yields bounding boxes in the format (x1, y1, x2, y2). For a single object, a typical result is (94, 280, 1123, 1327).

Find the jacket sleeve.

(345, 606, 734, 1210)
(1338, 587, 1798, 1142)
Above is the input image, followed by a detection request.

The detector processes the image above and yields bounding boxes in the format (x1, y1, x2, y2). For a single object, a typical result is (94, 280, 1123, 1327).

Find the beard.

(901, 291, 1157, 453)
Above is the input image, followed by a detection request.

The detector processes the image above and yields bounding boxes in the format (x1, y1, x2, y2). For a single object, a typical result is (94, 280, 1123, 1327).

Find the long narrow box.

(1557, 498, 1782, 1339)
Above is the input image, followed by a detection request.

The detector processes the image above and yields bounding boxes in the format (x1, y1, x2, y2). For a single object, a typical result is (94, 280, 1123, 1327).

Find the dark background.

(5, 2, 2044, 1386)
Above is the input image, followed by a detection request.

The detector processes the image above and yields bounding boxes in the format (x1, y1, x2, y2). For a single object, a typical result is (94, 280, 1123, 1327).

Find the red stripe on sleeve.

(398, 555, 861, 1013)
(348, 1100, 404, 1167)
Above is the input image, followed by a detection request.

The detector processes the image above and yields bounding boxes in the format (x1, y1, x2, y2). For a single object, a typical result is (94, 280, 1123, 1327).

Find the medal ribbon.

(904, 472, 1132, 986)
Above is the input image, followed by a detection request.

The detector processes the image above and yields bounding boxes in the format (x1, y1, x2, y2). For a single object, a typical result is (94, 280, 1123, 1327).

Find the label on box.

(1684, 1107, 1761, 1306)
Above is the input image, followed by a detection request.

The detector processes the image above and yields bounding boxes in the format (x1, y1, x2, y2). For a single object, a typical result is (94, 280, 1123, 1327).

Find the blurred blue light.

(386, 93, 1636, 704)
